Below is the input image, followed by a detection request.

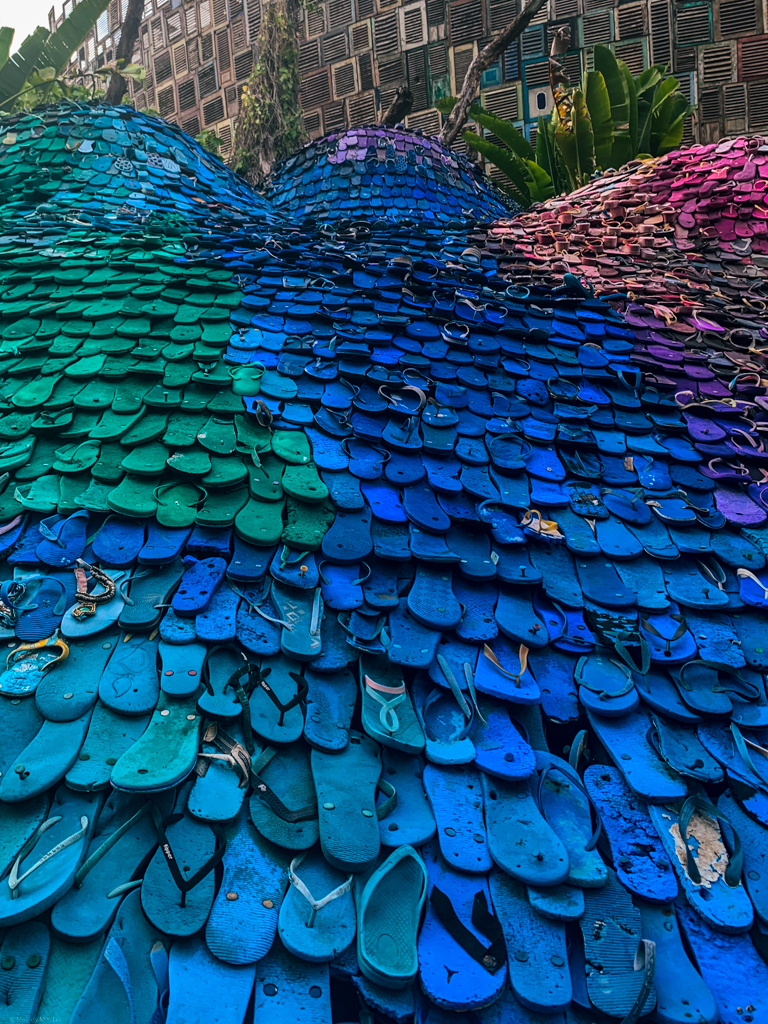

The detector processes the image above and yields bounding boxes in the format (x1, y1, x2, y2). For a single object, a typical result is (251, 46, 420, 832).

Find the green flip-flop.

(272, 431, 311, 465)
(155, 483, 207, 528)
(282, 499, 335, 551)
(248, 456, 284, 501)
(121, 442, 169, 476)
(229, 364, 266, 396)
(107, 475, 161, 518)
(235, 497, 286, 545)
(195, 486, 249, 527)
(110, 690, 202, 792)
(282, 463, 329, 504)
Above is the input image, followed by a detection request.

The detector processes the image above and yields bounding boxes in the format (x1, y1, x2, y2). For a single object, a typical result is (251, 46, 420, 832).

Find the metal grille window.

(521, 25, 546, 58)
(718, 0, 757, 38)
(303, 109, 322, 135)
(323, 33, 349, 62)
(197, 62, 218, 96)
(375, 13, 400, 51)
(554, 0, 578, 17)
(201, 33, 214, 60)
(453, 44, 475, 88)
(328, 0, 354, 28)
(154, 49, 173, 82)
(675, 47, 697, 71)
(347, 91, 375, 122)
(300, 39, 321, 72)
(203, 94, 225, 123)
(213, 0, 228, 23)
(332, 59, 357, 96)
(483, 84, 519, 119)
(614, 39, 645, 73)
(150, 16, 164, 47)
(351, 22, 371, 51)
(158, 84, 176, 117)
(582, 11, 612, 45)
(300, 68, 332, 106)
(429, 43, 448, 75)
(449, 0, 484, 44)
(166, 10, 182, 38)
(172, 41, 187, 75)
(427, 0, 445, 23)
(305, 7, 325, 34)
(699, 87, 722, 120)
(178, 77, 197, 109)
(676, 4, 711, 46)
(199, 0, 212, 29)
(232, 17, 247, 47)
(246, 0, 261, 40)
(401, 4, 427, 46)
(561, 49, 580, 82)
(218, 122, 233, 156)
(406, 108, 441, 132)
(187, 39, 201, 70)
(323, 100, 347, 130)
(616, 3, 645, 39)
(358, 51, 374, 88)
(748, 80, 768, 128)
(182, 114, 200, 135)
(358, 0, 375, 17)
(489, 0, 517, 29)
(234, 49, 253, 78)
(649, 0, 671, 64)
(524, 59, 550, 87)
(724, 81, 746, 118)
(700, 44, 733, 84)
(406, 47, 429, 107)
(216, 30, 231, 74)
(225, 84, 239, 112)
(740, 36, 768, 79)
(185, 5, 197, 33)
(378, 53, 406, 83)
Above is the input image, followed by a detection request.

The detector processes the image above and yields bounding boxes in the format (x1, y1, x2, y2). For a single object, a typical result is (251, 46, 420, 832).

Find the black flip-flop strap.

(249, 747, 317, 823)
(149, 806, 226, 900)
(225, 666, 259, 753)
(429, 886, 505, 973)
(255, 671, 307, 728)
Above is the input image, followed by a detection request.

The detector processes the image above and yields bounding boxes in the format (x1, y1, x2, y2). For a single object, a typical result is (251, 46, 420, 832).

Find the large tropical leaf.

(523, 158, 555, 202)
(554, 88, 595, 191)
(535, 114, 568, 195)
(619, 60, 638, 162)
(472, 110, 535, 162)
(0, 27, 49, 108)
(0, 28, 13, 72)
(593, 45, 629, 128)
(0, 0, 110, 109)
(463, 131, 530, 205)
(652, 91, 693, 154)
(634, 65, 665, 98)
(637, 74, 680, 154)
(585, 70, 613, 170)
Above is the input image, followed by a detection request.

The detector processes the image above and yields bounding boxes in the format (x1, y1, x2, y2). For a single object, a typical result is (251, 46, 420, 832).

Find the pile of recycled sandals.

(0, 102, 766, 1024)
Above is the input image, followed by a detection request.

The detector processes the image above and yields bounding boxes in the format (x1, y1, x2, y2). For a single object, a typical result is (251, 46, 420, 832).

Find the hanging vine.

(234, 0, 306, 184)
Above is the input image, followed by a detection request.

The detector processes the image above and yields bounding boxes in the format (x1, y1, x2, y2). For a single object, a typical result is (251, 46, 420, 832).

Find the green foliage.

(234, 0, 306, 183)
(196, 128, 222, 155)
(0, 0, 111, 110)
(440, 44, 694, 206)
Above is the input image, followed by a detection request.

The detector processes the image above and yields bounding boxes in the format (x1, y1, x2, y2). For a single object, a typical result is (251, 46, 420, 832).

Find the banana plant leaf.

(472, 110, 535, 162)
(0, 27, 48, 108)
(0, 27, 13, 72)
(585, 70, 613, 170)
(463, 131, 531, 205)
(593, 45, 629, 128)
(634, 65, 665, 98)
(619, 60, 638, 162)
(652, 92, 693, 154)
(554, 89, 595, 191)
(523, 158, 555, 202)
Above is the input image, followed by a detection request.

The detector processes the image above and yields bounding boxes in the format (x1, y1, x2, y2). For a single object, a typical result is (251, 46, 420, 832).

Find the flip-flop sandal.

(110, 689, 201, 793)
(271, 582, 323, 662)
(69, 889, 167, 1024)
(640, 606, 698, 664)
(95, 632, 158, 718)
(60, 566, 127, 639)
(311, 731, 389, 873)
(0, 922, 51, 1022)
(356, 845, 427, 989)
(595, 514, 643, 560)
(453, 578, 499, 644)
(528, 544, 583, 608)
(579, 868, 656, 1018)
(0, 785, 102, 926)
(188, 720, 250, 823)
(637, 901, 715, 1024)
(648, 793, 752, 933)
(0, 794, 48, 879)
(163, 935, 256, 1024)
(718, 789, 768, 928)
(534, 751, 606, 889)
(696, 722, 768, 822)
(35, 509, 89, 567)
(664, 559, 730, 610)
(734, 607, 768, 670)
(278, 846, 355, 963)
(418, 840, 507, 1012)
(51, 788, 176, 942)
(375, 748, 436, 849)
(528, 648, 579, 723)
(249, 654, 307, 743)
(195, 584, 240, 642)
(157, 640, 207, 699)
(64, 700, 150, 793)
(590, 676, 691, 790)
(614, 556, 670, 612)
(249, 742, 319, 851)
(575, 649, 639, 717)
(575, 559, 636, 609)
(35, 932, 103, 1024)
(413, 675, 475, 766)
(320, 507, 373, 564)
(172, 556, 226, 617)
(160, 609, 198, 645)
(584, 764, 677, 903)
(3, 576, 69, 642)
(423, 763, 490, 873)
(303, 665, 357, 752)
(0, 709, 93, 803)
(318, 562, 366, 611)
(137, 522, 192, 568)
(252, 941, 332, 1023)
(0, 636, 69, 697)
(470, 698, 535, 781)
(474, 640, 540, 703)
(359, 653, 424, 755)
(118, 559, 184, 632)
(141, 787, 225, 938)
(489, 871, 571, 1013)
(36, 629, 120, 722)
(205, 805, 288, 965)
(670, 660, 757, 718)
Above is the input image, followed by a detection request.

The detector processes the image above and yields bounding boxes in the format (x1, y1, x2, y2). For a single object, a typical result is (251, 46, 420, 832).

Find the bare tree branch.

(105, 0, 143, 105)
(382, 86, 414, 127)
(439, 0, 550, 147)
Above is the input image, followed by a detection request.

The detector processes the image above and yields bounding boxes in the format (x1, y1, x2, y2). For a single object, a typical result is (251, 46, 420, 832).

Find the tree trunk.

(104, 0, 144, 105)
(439, 0, 549, 147)
(382, 86, 414, 127)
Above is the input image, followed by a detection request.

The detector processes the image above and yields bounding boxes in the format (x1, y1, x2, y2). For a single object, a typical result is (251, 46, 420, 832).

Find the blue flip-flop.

(252, 941, 332, 1023)
(91, 515, 146, 568)
(413, 674, 475, 766)
(0, 708, 93, 802)
(188, 720, 249, 823)
(303, 667, 356, 751)
(69, 889, 167, 1024)
(34, 629, 119, 721)
(249, 742, 319, 852)
(0, 922, 51, 1023)
(0, 785, 103, 926)
(195, 584, 240, 642)
(528, 648, 579, 722)
(164, 935, 256, 1024)
(172, 556, 227, 617)
(98, 632, 159, 717)
(4, 576, 68, 642)
(423, 763, 491, 873)
(470, 698, 535, 781)
(138, 522, 191, 566)
(205, 805, 289, 964)
(36, 509, 89, 567)
(489, 870, 571, 1012)
(474, 640, 540, 703)
(159, 640, 206, 697)
(278, 845, 355, 963)
(418, 840, 507, 1011)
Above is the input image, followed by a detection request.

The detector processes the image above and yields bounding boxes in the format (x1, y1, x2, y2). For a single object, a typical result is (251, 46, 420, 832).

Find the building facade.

(58, 0, 768, 173)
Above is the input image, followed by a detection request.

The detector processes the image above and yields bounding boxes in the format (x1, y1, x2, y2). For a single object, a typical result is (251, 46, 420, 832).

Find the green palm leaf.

(0, 27, 13, 71)
(472, 110, 535, 162)
(0, 27, 49, 108)
(585, 70, 613, 169)
(554, 88, 595, 190)
(463, 131, 531, 205)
